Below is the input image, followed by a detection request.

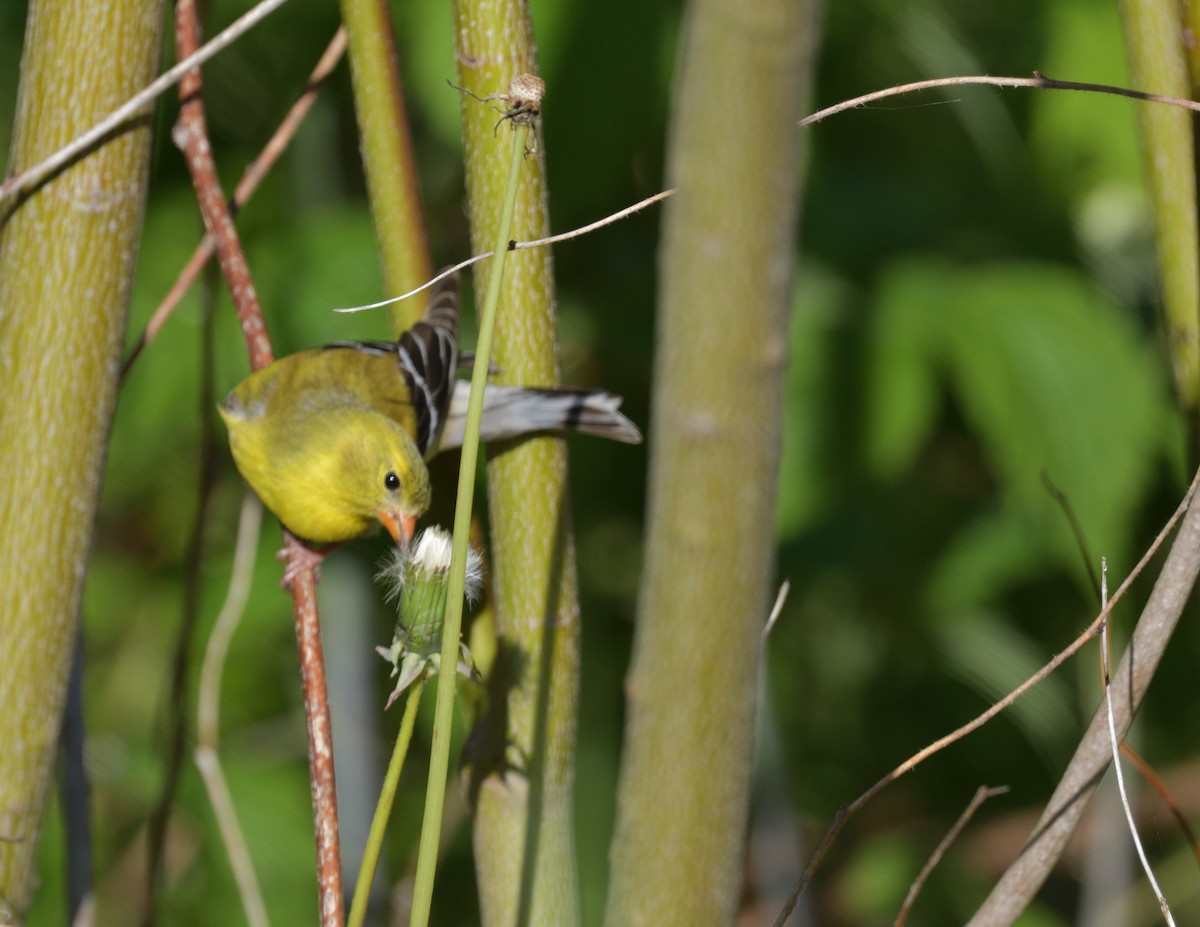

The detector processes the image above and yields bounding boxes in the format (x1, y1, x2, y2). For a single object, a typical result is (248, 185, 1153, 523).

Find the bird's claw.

(277, 536, 328, 589)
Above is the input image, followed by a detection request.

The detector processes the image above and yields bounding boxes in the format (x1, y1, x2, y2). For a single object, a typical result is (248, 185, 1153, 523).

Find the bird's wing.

(321, 273, 460, 457)
(395, 273, 459, 456)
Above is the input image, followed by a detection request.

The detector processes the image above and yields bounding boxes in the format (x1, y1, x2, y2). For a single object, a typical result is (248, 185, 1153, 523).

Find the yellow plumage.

(219, 272, 641, 547)
(220, 349, 431, 545)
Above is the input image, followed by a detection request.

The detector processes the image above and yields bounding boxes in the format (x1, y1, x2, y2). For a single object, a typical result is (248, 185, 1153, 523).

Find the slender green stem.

(1119, 0, 1199, 411)
(347, 680, 425, 927)
(409, 121, 530, 927)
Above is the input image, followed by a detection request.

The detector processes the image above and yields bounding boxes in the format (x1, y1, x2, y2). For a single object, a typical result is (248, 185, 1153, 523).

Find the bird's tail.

(438, 381, 643, 450)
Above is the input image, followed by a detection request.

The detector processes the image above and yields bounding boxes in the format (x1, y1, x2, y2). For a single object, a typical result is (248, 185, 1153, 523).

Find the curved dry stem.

(1120, 745, 1200, 869)
(123, 28, 347, 378)
(333, 189, 675, 315)
(967, 471, 1200, 924)
(894, 785, 1009, 927)
(800, 73, 1200, 128)
(195, 493, 268, 927)
(0, 0, 292, 206)
(775, 468, 1200, 926)
(1097, 562, 1175, 925)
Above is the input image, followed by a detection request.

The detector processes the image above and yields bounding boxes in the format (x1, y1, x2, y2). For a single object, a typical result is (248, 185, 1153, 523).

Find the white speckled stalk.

(0, 0, 161, 915)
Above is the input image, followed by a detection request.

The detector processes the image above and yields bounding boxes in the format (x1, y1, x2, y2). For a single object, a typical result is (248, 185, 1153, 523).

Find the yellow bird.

(219, 273, 640, 548)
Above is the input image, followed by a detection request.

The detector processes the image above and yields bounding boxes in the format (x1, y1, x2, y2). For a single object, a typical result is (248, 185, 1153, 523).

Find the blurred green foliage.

(6, 0, 1200, 923)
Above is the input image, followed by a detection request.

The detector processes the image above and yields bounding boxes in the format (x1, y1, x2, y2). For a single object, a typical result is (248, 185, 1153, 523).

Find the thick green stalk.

(338, 0, 432, 333)
(410, 123, 529, 927)
(604, 0, 812, 922)
(1120, 0, 1200, 410)
(0, 0, 161, 919)
(452, 4, 582, 925)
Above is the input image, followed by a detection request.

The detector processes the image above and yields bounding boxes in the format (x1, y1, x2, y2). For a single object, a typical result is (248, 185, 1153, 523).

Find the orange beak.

(379, 510, 417, 547)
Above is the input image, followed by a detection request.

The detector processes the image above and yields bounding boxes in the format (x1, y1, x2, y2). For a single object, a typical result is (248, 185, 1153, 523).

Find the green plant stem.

(338, 0, 432, 333)
(452, 12, 582, 926)
(409, 121, 529, 927)
(1119, 0, 1199, 411)
(603, 0, 812, 921)
(348, 680, 426, 927)
(0, 0, 160, 916)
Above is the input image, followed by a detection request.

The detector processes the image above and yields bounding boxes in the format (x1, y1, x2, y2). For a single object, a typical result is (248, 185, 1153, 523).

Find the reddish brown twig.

(123, 28, 348, 378)
(172, 4, 341, 926)
(773, 467, 1200, 927)
(173, 0, 272, 371)
(288, 552, 343, 926)
(1120, 745, 1200, 870)
(894, 786, 1009, 927)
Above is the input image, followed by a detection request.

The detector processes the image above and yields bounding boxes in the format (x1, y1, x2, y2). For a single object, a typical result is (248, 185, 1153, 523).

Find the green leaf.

(869, 258, 1171, 597)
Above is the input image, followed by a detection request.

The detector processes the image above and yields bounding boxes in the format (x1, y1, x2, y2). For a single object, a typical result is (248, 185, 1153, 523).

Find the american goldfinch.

(219, 273, 640, 547)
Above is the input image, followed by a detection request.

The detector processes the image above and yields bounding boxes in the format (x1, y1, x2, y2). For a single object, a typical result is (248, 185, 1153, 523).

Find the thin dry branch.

(894, 785, 1009, 927)
(123, 28, 347, 378)
(0, 0, 292, 207)
(286, 551, 343, 927)
(1100, 560, 1176, 926)
(1120, 745, 1200, 870)
(334, 189, 675, 313)
(195, 493, 268, 927)
(774, 467, 1200, 927)
(172, 7, 272, 370)
(171, 5, 341, 925)
(967, 471, 1200, 925)
(761, 580, 791, 642)
(800, 73, 1200, 128)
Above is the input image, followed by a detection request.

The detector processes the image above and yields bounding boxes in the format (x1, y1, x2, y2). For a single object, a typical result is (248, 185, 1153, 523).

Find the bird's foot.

(277, 535, 332, 589)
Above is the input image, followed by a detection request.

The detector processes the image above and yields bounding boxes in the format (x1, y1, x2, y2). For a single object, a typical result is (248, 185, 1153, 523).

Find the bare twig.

(123, 28, 348, 378)
(967, 471, 1200, 925)
(894, 785, 1009, 927)
(800, 72, 1200, 128)
(761, 580, 791, 642)
(195, 493, 269, 927)
(333, 189, 675, 313)
(513, 187, 674, 250)
(171, 5, 340, 925)
(774, 467, 1200, 927)
(1100, 558, 1176, 925)
(1120, 745, 1200, 870)
(173, 2, 272, 371)
(0, 0, 292, 206)
(287, 554, 343, 927)
(1042, 470, 1101, 605)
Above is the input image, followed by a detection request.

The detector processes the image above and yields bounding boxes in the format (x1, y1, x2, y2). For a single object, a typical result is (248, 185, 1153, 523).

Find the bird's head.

(373, 433, 431, 547)
(336, 420, 431, 547)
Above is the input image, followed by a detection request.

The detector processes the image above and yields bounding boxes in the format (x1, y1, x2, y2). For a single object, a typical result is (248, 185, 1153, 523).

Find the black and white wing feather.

(394, 273, 460, 456)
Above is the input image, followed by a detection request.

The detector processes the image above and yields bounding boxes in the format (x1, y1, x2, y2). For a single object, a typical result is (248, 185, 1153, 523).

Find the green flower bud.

(376, 527, 483, 708)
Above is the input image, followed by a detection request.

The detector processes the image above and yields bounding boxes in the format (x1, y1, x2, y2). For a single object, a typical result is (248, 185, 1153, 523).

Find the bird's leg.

(277, 533, 335, 589)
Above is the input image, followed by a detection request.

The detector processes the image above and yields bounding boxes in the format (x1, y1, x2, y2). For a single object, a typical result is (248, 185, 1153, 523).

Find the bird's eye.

(384, 471, 401, 492)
